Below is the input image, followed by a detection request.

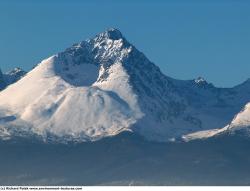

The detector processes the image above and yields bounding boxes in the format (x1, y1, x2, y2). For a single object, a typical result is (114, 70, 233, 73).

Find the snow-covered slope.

(182, 79, 250, 140)
(0, 28, 250, 142)
(219, 102, 250, 136)
(0, 29, 143, 142)
(0, 68, 26, 90)
(230, 103, 250, 128)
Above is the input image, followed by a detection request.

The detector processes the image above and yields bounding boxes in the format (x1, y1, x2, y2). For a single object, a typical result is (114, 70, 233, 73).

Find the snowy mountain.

(0, 28, 250, 142)
(0, 68, 26, 90)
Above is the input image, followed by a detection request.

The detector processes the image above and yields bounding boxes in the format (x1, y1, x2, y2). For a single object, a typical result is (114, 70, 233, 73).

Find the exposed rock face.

(0, 67, 26, 90)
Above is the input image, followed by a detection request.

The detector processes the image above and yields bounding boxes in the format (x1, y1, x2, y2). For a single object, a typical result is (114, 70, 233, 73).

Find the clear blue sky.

(0, 0, 249, 87)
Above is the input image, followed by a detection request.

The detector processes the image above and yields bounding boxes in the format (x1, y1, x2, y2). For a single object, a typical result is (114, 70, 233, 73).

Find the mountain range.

(0, 28, 250, 143)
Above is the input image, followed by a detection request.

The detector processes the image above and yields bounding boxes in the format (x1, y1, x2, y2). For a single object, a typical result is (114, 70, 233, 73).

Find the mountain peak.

(194, 77, 206, 84)
(60, 28, 132, 74)
(97, 28, 123, 41)
(90, 28, 127, 46)
(191, 77, 215, 89)
(7, 67, 25, 75)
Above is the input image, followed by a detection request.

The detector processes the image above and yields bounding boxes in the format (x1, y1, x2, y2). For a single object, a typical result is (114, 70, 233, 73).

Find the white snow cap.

(195, 77, 206, 84)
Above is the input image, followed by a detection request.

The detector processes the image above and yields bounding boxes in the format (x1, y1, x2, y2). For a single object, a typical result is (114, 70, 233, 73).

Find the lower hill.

(1, 132, 250, 186)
